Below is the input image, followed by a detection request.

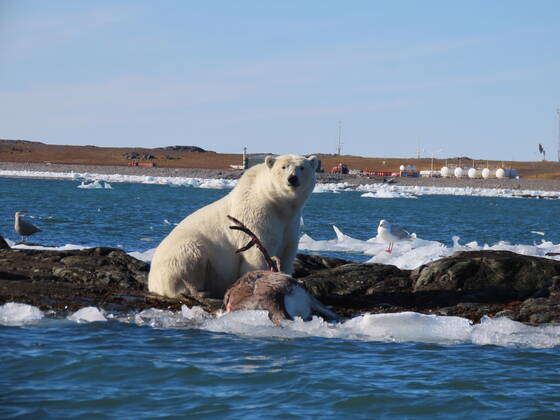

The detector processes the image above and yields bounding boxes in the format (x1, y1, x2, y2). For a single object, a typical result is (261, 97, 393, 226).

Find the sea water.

(1, 177, 560, 418)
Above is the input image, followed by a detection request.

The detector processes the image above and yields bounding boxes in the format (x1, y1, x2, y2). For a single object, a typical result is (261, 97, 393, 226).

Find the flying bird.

(14, 212, 42, 242)
(377, 219, 413, 253)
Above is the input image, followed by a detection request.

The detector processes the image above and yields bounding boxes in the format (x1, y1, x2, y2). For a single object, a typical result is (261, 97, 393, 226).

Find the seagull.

(14, 212, 42, 243)
(377, 219, 413, 253)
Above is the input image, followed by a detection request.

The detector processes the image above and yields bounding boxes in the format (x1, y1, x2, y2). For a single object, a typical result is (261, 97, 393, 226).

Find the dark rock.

(0, 236, 9, 250)
(292, 253, 351, 278)
(413, 250, 560, 301)
(2, 248, 560, 324)
(0, 247, 217, 313)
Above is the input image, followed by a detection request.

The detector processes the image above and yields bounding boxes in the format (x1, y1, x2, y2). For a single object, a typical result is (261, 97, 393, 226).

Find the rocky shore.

(2, 161, 560, 192)
(1, 245, 559, 325)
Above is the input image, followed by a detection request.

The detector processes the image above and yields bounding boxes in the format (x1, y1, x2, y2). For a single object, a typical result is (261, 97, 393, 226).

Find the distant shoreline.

(2, 161, 560, 193)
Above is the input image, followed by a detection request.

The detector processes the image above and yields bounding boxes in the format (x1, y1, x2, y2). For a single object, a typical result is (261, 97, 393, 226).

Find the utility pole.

(336, 121, 343, 156)
(557, 108, 560, 162)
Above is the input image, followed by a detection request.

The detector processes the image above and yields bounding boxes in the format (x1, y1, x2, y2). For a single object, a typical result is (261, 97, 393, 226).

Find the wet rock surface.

(0, 247, 209, 314)
(1, 247, 560, 324)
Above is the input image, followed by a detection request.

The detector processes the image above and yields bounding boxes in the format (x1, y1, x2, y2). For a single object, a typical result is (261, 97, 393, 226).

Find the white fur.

(148, 154, 318, 298)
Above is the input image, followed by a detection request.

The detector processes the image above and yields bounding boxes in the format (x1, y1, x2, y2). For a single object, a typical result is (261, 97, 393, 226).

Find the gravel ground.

(0, 162, 241, 179)
(2, 161, 560, 192)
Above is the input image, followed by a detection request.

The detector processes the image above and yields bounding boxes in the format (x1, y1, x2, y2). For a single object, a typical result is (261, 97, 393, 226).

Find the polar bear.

(148, 154, 318, 298)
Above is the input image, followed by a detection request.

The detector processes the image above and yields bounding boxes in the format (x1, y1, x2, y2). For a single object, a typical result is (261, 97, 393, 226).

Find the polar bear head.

(264, 154, 318, 201)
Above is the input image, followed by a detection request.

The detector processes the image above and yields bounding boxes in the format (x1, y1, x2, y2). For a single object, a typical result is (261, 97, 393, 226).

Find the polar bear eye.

(282, 166, 286, 169)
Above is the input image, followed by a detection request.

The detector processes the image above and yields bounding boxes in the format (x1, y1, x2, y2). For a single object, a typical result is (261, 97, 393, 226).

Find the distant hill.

(1, 138, 560, 178)
(155, 145, 212, 153)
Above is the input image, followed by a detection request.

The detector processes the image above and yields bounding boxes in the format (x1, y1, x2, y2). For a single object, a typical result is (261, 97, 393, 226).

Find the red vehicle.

(363, 170, 393, 177)
(128, 161, 156, 167)
(331, 163, 349, 174)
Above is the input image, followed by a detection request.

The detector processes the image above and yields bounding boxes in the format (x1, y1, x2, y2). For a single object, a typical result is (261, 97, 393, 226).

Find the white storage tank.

(468, 168, 481, 179)
(454, 167, 464, 178)
(496, 168, 506, 179)
(481, 168, 491, 179)
(440, 166, 450, 177)
(399, 165, 406, 171)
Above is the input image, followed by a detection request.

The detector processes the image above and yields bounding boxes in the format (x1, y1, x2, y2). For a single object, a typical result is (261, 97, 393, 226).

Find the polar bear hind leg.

(148, 240, 210, 298)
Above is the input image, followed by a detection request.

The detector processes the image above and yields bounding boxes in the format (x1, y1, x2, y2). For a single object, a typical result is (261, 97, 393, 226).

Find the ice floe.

(299, 226, 560, 270)
(123, 307, 560, 348)
(0, 169, 238, 189)
(67, 307, 107, 323)
(361, 191, 417, 199)
(2, 302, 560, 347)
(0, 302, 44, 326)
(360, 184, 417, 199)
(77, 180, 113, 189)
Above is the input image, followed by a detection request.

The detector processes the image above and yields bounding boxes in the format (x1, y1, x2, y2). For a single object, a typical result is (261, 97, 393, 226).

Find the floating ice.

(121, 305, 560, 348)
(0, 169, 238, 190)
(2, 301, 558, 347)
(11, 242, 87, 252)
(356, 183, 560, 199)
(0, 302, 44, 326)
(361, 185, 417, 199)
(313, 183, 348, 193)
(299, 226, 560, 270)
(77, 180, 112, 189)
(128, 247, 156, 262)
(315, 181, 560, 199)
(68, 307, 107, 323)
(131, 307, 211, 328)
(531, 231, 545, 236)
(198, 179, 234, 189)
(472, 316, 560, 348)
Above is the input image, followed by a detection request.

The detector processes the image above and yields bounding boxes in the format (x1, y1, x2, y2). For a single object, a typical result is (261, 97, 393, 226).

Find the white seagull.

(377, 219, 413, 253)
(14, 212, 42, 242)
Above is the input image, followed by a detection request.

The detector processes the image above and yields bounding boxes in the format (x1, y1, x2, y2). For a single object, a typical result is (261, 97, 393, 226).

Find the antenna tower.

(336, 121, 343, 156)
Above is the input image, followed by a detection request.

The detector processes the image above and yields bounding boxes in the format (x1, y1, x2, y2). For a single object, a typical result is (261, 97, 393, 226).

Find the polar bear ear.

(307, 155, 319, 170)
(265, 155, 276, 169)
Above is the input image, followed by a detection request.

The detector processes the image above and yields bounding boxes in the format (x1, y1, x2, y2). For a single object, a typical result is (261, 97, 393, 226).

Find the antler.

(227, 215, 279, 272)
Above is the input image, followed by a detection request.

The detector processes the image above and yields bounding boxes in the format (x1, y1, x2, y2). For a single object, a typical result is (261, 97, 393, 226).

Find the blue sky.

(0, 0, 559, 160)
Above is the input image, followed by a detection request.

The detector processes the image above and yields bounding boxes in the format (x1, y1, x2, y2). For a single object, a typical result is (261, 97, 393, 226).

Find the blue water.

(2, 177, 560, 418)
(2, 178, 560, 260)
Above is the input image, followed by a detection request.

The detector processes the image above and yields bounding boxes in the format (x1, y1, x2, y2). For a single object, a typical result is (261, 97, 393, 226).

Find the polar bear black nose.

(288, 175, 299, 187)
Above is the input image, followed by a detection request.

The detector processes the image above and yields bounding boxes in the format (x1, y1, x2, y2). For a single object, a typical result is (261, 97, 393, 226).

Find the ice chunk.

(299, 226, 560, 270)
(68, 307, 107, 323)
(121, 305, 560, 348)
(0, 302, 44, 326)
